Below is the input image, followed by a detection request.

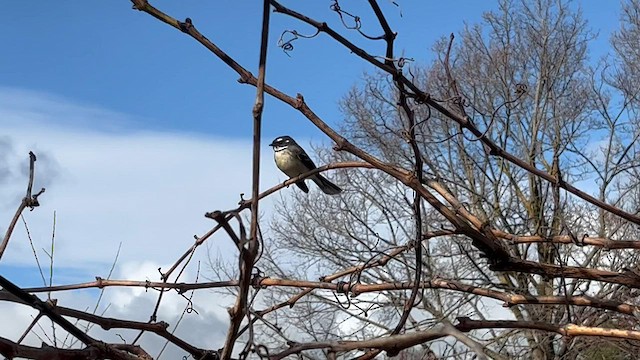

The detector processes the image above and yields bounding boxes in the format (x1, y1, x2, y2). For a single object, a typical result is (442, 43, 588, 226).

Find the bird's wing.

(296, 150, 318, 170)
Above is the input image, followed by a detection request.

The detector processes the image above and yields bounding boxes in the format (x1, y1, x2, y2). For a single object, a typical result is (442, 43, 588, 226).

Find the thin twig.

(21, 215, 47, 286)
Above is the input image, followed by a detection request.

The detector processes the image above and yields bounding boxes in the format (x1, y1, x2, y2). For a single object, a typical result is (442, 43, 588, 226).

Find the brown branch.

(236, 161, 373, 210)
(0, 291, 214, 359)
(0, 275, 96, 346)
(17, 313, 44, 344)
(0, 152, 45, 261)
(268, 326, 452, 360)
(220, 1, 270, 358)
(11, 278, 238, 294)
(58, 306, 211, 359)
(366, 0, 395, 62)
(270, 317, 640, 359)
(161, 224, 222, 281)
(252, 277, 640, 315)
(0, 276, 155, 359)
(210, 211, 244, 249)
(502, 294, 639, 316)
(455, 317, 640, 341)
(491, 259, 640, 288)
(0, 336, 149, 360)
(494, 230, 640, 249)
(11, 275, 639, 317)
(424, 176, 640, 252)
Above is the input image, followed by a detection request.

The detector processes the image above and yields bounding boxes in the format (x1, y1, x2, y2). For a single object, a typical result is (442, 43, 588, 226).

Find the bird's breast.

(274, 149, 307, 177)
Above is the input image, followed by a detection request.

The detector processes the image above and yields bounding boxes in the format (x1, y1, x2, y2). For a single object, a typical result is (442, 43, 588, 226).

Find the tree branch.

(0, 152, 45, 261)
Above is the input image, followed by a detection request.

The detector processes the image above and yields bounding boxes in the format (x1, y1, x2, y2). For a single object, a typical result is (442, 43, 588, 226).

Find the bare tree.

(4, 1, 640, 359)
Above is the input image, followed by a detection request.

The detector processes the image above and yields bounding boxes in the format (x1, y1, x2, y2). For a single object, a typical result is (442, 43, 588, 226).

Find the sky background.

(0, 1, 624, 358)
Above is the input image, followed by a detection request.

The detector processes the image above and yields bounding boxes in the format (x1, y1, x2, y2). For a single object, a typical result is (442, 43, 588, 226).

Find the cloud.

(0, 88, 281, 271)
(0, 86, 141, 132)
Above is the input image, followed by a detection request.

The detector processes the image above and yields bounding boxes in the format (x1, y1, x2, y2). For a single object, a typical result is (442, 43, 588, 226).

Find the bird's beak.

(268, 141, 275, 147)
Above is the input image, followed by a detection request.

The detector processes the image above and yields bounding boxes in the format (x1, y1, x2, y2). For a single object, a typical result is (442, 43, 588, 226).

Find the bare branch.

(0, 152, 45, 261)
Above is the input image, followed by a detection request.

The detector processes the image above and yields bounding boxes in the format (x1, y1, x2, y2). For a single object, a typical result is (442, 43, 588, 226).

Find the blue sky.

(0, 2, 620, 137)
(0, 1, 501, 137)
(0, 1, 627, 357)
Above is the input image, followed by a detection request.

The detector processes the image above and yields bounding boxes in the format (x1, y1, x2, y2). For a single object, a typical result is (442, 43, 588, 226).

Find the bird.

(269, 135, 342, 195)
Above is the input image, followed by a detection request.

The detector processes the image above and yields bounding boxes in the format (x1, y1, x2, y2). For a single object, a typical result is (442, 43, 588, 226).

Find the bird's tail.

(312, 174, 342, 195)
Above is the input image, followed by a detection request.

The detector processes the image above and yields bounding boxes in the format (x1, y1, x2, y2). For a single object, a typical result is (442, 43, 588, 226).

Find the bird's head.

(269, 136, 295, 150)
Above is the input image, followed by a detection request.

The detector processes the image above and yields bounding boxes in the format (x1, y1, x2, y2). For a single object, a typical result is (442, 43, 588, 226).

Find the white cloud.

(0, 87, 282, 271)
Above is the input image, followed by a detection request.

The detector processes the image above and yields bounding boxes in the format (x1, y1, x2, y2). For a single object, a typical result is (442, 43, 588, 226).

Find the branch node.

(332, 138, 350, 152)
(130, 0, 148, 11)
(178, 17, 193, 33)
(295, 93, 305, 109)
(27, 188, 46, 210)
(251, 273, 269, 289)
(204, 210, 224, 220)
(455, 316, 472, 326)
(237, 74, 252, 84)
(336, 280, 350, 294)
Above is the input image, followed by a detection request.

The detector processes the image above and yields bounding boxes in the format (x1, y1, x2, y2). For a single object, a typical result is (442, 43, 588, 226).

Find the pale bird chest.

(274, 149, 307, 177)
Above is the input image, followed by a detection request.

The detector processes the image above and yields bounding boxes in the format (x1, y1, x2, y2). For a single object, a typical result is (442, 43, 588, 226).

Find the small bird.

(269, 136, 342, 195)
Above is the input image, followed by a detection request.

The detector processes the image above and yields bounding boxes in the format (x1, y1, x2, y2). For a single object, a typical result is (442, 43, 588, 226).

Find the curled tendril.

(332, 281, 353, 309)
(277, 29, 320, 56)
(256, 345, 270, 359)
(451, 96, 469, 107)
(180, 293, 199, 315)
(330, 0, 385, 40)
(397, 57, 414, 68)
(330, 1, 361, 30)
(411, 94, 427, 105)
(374, 56, 415, 68)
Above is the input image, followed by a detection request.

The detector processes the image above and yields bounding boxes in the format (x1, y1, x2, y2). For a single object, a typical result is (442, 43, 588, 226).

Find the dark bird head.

(269, 136, 296, 149)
